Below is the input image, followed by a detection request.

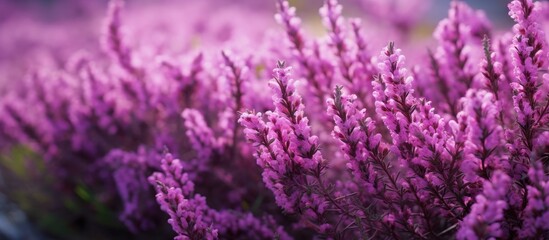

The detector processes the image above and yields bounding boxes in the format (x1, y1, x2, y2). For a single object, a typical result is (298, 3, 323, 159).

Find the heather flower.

(481, 36, 514, 129)
(432, 1, 491, 116)
(160, 53, 204, 109)
(275, 0, 333, 107)
(373, 42, 416, 163)
(239, 62, 329, 220)
(153, 182, 218, 240)
(181, 109, 218, 177)
(3, 0, 291, 238)
(103, 148, 158, 232)
(460, 89, 506, 180)
(320, 0, 347, 58)
(457, 171, 511, 240)
(493, 33, 516, 90)
(508, 0, 549, 162)
(375, 42, 475, 235)
(241, 62, 374, 237)
(327, 86, 378, 194)
(520, 163, 549, 238)
(274, 0, 305, 56)
(320, 0, 376, 112)
(320, 0, 352, 83)
(373, 42, 443, 237)
(150, 153, 289, 240)
(217, 50, 248, 149)
(149, 154, 196, 197)
(350, 19, 376, 107)
(4, 0, 549, 239)
(266, 63, 322, 168)
(103, 0, 140, 76)
(213, 211, 291, 240)
(327, 86, 414, 238)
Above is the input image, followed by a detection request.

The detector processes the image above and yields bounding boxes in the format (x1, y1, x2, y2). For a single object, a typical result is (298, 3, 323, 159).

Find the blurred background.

(0, 0, 515, 90)
(0, 0, 514, 23)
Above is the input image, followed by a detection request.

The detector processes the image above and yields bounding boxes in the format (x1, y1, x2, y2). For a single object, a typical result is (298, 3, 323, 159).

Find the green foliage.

(0, 145, 125, 239)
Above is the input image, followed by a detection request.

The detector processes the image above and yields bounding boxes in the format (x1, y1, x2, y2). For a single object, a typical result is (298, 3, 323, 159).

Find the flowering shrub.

(0, 0, 548, 239)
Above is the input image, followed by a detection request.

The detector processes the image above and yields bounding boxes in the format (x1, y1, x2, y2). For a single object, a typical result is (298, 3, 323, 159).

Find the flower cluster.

(239, 62, 334, 233)
(1, 0, 549, 239)
(460, 89, 506, 180)
(431, 1, 491, 116)
(150, 153, 289, 240)
(457, 171, 511, 239)
(507, 0, 549, 164)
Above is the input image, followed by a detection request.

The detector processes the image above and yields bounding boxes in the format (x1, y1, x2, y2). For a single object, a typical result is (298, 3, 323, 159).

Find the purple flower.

(241, 62, 378, 237)
(3, 0, 549, 238)
(327, 86, 380, 195)
(103, 148, 158, 232)
(103, 0, 140, 76)
(373, 42, 415, 157)
(181, 109, 218, 177)
(520, 163, 549, 238)
(480, 36, 514, 129)
(153, 183, 218, 240)
(507, 0, 549, 160)
(239, 62, 327, 218)
(150, 153, 289, 240)
(217, 50, 248, 148)
(149, 154, 217, 240)
(320, 0, 352, 83)
(457, 171, 511, 240)
(275, 0, 333, 107)
(432, 1, 491, 116)
(460, 89, 506, 180)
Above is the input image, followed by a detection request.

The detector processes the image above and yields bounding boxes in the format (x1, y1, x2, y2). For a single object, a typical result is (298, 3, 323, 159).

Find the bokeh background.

(0, 0, 515, 91)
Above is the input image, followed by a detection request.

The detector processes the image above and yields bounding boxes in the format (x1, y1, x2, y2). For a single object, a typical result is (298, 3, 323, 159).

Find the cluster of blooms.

(149, 153, 289, 240)
(1, 0, 548, 239)
(1, 0, 283, 237)
(457, 171, 511, 239)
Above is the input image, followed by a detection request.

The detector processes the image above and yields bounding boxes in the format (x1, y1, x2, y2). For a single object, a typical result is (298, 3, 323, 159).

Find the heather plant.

(0, 0, 548, 239)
